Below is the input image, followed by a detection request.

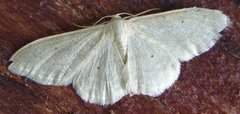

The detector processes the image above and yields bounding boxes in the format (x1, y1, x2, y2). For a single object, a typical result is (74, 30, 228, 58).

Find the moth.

(8, 7, 230, 105)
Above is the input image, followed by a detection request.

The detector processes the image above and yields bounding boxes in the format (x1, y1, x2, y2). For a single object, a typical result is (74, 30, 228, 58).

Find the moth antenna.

(74, 9, 159, 27)
(102, 20, 110, 24)
(117, 12, 134, 17)
(124, 8, 160, 19)
(94, 13, 134, 25)
(72, 23, 90, 28)
(73, 15, 113, 28)
(93, 15, 113, 25)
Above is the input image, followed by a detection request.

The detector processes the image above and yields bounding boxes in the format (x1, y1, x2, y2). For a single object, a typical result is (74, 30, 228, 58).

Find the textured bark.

(0, 0, 239, 113)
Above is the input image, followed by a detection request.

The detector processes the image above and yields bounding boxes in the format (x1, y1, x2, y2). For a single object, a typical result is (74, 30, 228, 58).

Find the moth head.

(110, 15, 126, 28)
(111, 14, 122, 20)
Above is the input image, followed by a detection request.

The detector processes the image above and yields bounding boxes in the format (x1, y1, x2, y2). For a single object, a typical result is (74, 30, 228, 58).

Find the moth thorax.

(112, 19, 128, 63)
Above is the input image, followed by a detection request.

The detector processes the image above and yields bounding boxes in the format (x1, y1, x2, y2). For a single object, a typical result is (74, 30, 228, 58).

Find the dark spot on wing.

(97, 67, 100, 69)
(151, 55, 154, 58)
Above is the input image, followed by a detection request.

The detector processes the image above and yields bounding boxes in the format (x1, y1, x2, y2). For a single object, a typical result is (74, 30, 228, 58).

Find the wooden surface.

(0, 0, 240, 113)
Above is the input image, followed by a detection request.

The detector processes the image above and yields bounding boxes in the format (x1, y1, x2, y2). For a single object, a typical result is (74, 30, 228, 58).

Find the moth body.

(8, 7, 230, 105)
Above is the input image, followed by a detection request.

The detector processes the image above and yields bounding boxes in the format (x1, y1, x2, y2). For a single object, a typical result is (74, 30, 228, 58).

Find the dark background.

(0, 0, 239, 113)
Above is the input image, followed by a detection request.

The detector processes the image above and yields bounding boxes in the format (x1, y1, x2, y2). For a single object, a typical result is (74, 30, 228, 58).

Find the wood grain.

(0, 0, 239, 113)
